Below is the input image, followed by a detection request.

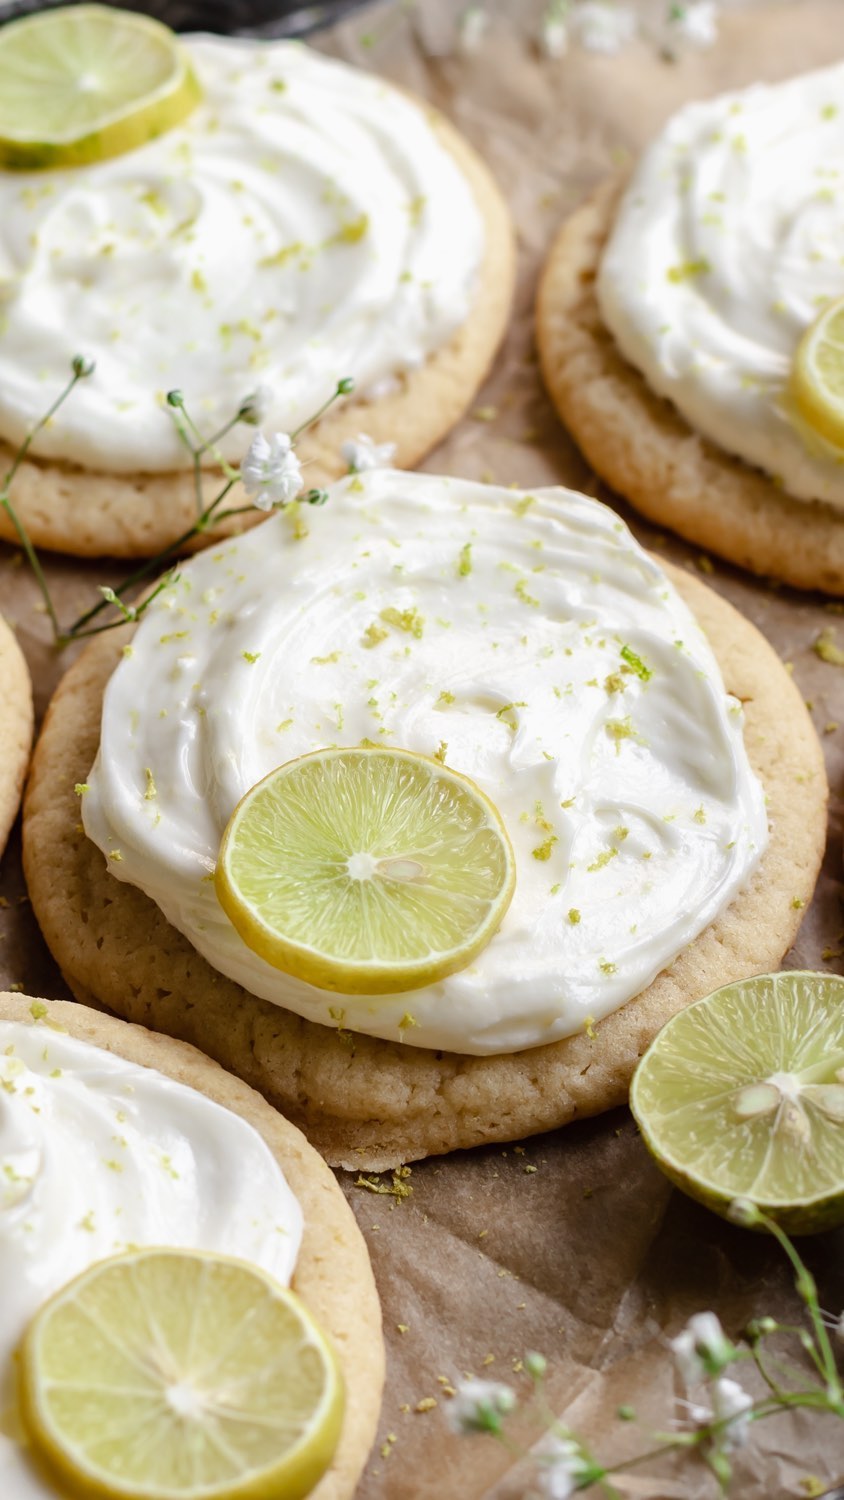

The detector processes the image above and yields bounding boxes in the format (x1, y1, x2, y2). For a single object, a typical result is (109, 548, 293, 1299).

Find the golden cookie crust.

(0, 114, 514, 561)
(536, 176, 844, 595)
(23, 568, 827, 1169)
(0, 990, 383, 1500)
(0, 616, 33, 858)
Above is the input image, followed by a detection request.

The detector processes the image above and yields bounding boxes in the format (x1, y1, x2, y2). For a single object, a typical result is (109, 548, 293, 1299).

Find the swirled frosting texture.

(83, 472, 767, 1054)
(598, 63, 844, 506)
(0, 36, 483, 473)
(0, 1019, 302, 1496)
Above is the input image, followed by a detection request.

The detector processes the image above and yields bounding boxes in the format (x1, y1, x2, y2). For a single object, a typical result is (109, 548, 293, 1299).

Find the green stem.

(209, 503, 260, 524)
(67, 480, 237, 637)
(749, 1332, 821, 1398)
(1, 367, 85, 495)
(0, 494, 62, 642)
(0, 361, 92, 647)
(289, 378, 351, 442)
(181, 405, 241, 480)
(596, 1481, 623, 1500)
(196, 410, 244, 457)
(757, 1213, 844, 1407)
(69, 572, 177, 641)
(601, 1434, 699, 1478)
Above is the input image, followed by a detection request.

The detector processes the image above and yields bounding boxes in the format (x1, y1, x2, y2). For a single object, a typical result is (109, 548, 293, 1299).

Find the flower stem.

(756, 1213, 844, 1409)
(0, 494, 62, 642)
(67, 479, 237, 637)
(0, 360, 93, 646)
(6, 367, 342, 649)
(1, 364, 89, 496)
(290, 376, 353, 442)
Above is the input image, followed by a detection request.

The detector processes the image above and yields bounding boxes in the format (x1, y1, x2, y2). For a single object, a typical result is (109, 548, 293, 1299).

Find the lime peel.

(631, 972, 844, 1235)
(20, 1247, 344, 1500)
(215, 747, 515, 996)
(0, 5, 201, 171)
(792, 295, 844, 450)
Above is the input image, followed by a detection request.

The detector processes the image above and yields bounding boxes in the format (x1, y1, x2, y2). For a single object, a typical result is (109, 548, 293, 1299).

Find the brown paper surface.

(2, 2, 844, 1495)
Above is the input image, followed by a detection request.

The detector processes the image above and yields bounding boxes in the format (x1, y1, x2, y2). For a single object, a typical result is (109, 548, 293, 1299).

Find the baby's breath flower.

(457, 4, 488, 53)
(447, 1378, 515, 1435)
(663, 1, 719, 52)
(240, 431, 303, 510)
(670, 1311, 735, 1384)
(710, 1376, 753, 1450)
(71, 353, 95, 378)
(237, 384, 273, 426)
(341, 433, 397, 474)
(570, 1, 636, 54)
(539, 1, 569, 58)
(536, 1433, 599, 1499)
(688, 1376, 753, 1453)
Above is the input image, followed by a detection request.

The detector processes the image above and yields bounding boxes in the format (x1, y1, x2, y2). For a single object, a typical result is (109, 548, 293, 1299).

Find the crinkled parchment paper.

(2, 2, 844, 1494)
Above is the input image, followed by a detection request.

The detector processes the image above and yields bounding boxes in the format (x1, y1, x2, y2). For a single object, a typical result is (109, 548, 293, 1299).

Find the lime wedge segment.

(0, 5, 201, 170)
(630, 972, 844, 1234)
(20, 1248, 344, 1500)
(792, 296, 844, 449)
(215, 747, 516, 995)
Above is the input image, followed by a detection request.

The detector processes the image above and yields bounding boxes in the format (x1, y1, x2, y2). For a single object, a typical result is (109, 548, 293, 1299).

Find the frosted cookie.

(537, 66, 844, 593)
(0, 34, 513, 559)
(0, 991, 383, 1499)
(23, 472, 826, 1166)
(0, 615, 33, 857)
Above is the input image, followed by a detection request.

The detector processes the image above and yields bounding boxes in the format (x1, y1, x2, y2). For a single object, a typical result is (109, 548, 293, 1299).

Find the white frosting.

(598, 62, 844, 507)
(83, 471, 768, 1055)
(0, 36, 483, 473)
(0, 1018, 302, 1497)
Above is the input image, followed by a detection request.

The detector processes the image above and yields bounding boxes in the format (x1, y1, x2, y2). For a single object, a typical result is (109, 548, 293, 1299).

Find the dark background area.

(0, 0, 374, 36)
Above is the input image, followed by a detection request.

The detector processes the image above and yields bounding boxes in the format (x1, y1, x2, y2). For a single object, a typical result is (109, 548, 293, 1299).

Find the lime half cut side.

(792, 295, 844, 450)
(0, 5, 201, 170)
(19, 1248, 345, 1500)
(215, 747, 516, 996)
(630, 972, 844, 1235)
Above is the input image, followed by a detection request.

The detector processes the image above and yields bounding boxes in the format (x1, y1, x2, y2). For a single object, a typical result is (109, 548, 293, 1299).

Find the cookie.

(0, 990, 384, 1500)
(0, 112, 513, 561)
(22, 562, 826, 1169)
(0, 615, 33, 858)
(536, 177, 844, 595)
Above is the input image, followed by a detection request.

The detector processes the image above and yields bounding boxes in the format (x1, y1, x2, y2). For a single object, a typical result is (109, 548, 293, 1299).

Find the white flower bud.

(663, 1, 719, 53)
(536, 1433, 595, 1499)
(238, 384, 273, 426)
(711, 1375, 753, 1450)
(340, 433, 397, 474)
(447, 1378, 515, 1434)
(570, 2, 636, 55)
(539, 3, 569, 58)
(240, 431, 303, 510)
(670, 1311, 734, 1384)
(457, 5, 488, 54)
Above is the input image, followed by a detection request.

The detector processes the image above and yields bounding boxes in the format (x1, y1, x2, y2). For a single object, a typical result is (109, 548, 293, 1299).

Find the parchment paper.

(2, 2, 844, 1495)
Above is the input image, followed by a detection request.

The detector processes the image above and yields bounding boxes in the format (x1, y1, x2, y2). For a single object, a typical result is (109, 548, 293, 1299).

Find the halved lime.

(0, 5, 201, 171)
(215, 747, 516, 995)
(20, 1248, 344, 1500)
(792, 296, 844, 449)
(631, 972, 844, 1235)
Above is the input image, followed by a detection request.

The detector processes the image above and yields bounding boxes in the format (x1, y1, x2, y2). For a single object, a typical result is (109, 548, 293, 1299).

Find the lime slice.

(0, 5, 201, 171)
(215, 747, 516, 996)
(630, 972, 844, 1235)
(792, 296, 844, 449)
(20, 1248, 344, 1500)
